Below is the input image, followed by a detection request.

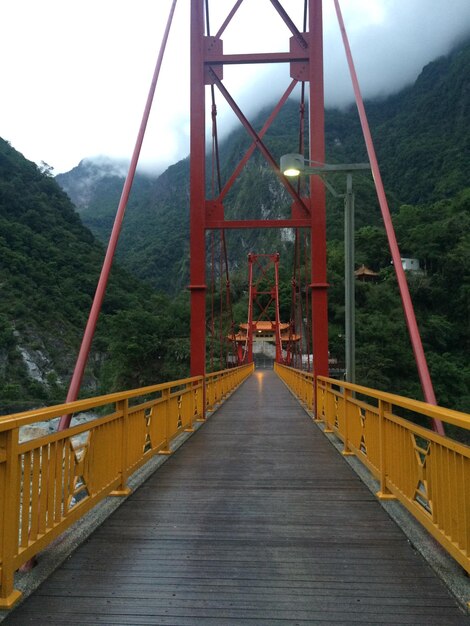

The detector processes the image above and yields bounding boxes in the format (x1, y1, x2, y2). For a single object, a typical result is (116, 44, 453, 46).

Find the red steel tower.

(189, 0, 328, 380)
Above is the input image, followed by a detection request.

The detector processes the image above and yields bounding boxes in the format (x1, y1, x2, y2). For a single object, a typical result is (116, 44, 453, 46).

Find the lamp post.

(281, 153, 370, 384)
(280, 153, 370, 176)
(344, 173, 355, 384)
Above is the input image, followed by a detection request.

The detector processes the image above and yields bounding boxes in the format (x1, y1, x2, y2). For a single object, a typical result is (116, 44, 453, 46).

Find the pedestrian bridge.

(0, 365, 469, 624)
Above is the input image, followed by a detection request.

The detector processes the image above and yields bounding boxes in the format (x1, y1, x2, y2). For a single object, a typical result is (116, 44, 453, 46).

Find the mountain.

(56, 41, 470, 294)
(56, 156, 129, 207)
(0, 140, 189, 414)
(325, 41, 470, 204)
(55, 157, 157, 246)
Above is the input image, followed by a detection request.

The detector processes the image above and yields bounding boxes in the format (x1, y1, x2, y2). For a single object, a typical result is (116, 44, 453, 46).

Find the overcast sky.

(1, 0, 469, 174)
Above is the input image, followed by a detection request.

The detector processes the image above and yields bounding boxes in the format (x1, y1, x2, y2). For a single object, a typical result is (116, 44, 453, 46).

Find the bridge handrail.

(0, 376, 203, 432)
(205, 365, 254, 410)
(0, 363, 254, 608)
(275, 363, 470, 577)
(317, 375, 470, 430)
(273, 364, 470, 429)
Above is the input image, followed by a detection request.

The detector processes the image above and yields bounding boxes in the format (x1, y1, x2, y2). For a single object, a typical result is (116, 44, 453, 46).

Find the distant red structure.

(228, 253, 300, 366)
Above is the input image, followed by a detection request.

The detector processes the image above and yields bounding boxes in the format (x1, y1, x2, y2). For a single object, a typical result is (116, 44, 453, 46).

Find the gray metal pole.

(344, 173, 355, 383)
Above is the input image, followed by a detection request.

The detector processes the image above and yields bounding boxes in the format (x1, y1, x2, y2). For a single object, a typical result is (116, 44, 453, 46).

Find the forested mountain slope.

(0, 139, 189, 414)
(326, 40, 470, 204)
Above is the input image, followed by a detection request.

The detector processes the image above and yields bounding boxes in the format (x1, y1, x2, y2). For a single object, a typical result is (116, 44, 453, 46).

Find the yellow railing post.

(342, 388, 354, 456)
(158, 388, 172, 455)
(222, 371, 227, 400)
(110, 398, 132, 497)
(313, 377, 322, 422)
(324, 383, 334, 433)
(300, 373, 306, 406)
(0, 428, 22, 608)
(206, 377, 212, 412)
(376, 400, 395, 500)
(185, 384, 196, 433)
(218, 373, 222, 403)
(197, 378, 206, 422)
(218, 373, 223, 403)
(214, 374, 219, 406)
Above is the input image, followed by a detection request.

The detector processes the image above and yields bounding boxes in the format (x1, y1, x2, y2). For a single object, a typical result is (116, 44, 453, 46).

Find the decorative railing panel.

(275, 362, 470, 577)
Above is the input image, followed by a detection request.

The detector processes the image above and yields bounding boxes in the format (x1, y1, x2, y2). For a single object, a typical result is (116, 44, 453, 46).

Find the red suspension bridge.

(0, 1, 469, 623)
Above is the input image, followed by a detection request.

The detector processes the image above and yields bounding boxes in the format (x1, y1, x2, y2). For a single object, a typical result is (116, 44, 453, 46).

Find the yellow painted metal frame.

(205, 366, 253, 412)
(0, 363, 253, 608)
(275, 363, 470, 579)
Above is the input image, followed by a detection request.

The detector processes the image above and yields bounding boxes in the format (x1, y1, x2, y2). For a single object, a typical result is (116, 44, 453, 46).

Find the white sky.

(1, 0, 469, 174)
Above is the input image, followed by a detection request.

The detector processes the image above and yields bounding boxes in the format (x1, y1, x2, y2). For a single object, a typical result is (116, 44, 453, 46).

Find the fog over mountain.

(1, 1, 470, 174)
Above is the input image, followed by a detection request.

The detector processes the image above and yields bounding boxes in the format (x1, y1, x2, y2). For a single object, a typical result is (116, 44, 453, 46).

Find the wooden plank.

(2, 372, 468, 625)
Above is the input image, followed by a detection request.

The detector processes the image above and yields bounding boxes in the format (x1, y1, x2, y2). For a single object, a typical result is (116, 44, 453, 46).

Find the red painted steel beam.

(210, 70, 309, 212)
(218, 79, 299, 203)
(333, 0, 444, 434)
(206, 51, 308, 65)
(215, 0, 245, 39)
(269, 0, 308, 48)
(206, 219, 311, 229)
(189, 0, 207, 379)
(309, 0, 329, 380)
(255, 297, 275, 324)
(58, 0, 178, 430)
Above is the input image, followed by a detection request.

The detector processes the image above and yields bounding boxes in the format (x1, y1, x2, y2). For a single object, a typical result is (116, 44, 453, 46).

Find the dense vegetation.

(327, 189, 470, 411)
(57, 159, 192, 294)
(2, 39, 469, 413)
(323, 42, 470, 410)
(0, 139, 190, 414)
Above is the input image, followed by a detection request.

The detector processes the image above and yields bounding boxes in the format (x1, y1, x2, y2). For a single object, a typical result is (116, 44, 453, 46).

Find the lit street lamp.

(281, 153, 371, 384)
(281, 153, 370, 176)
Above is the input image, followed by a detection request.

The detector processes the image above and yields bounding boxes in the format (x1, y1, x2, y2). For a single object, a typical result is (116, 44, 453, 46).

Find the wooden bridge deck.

(3, 370, 468, 625)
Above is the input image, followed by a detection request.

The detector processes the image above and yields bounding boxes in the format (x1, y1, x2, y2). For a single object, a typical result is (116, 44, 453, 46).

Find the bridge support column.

(309, 0, 329, 416)
(189, 0, 207, 384)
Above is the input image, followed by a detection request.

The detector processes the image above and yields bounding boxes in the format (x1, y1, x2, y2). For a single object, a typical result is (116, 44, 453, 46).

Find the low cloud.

(2, 1, 469, 174)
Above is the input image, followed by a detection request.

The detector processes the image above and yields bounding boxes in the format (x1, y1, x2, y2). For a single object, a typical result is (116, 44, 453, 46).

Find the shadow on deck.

(2, 371, 469, 625)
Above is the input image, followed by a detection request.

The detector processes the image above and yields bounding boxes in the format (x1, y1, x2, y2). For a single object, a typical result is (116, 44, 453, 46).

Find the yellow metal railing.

(205, 365, 254, 411)
(275, 362, 470, 577)
(0, 363, 253, 608)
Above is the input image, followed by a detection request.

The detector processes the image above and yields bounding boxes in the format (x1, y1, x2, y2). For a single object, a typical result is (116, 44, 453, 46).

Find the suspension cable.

(334, 0, 443, 435)
(210, 231, 216, 371)
(304, 230, 312, 371)
(58, 0, 178, 430)
(288, 22, 309, 369)
(206, 0, 238, 367)
(297, 0, 308, 199)
(297, 233, 306, 369)
(293, 0, 308, 371)
(288, 232, 299, 366)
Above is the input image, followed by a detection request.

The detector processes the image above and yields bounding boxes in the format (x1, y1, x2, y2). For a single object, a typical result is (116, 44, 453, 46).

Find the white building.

(401, 257, 421, 272)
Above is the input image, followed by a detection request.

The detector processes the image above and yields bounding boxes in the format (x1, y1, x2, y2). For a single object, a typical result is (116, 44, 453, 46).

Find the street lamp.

(281, 153, 371, 384)
(280, 153, 305, 176)
(281, 153, 370, 176)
